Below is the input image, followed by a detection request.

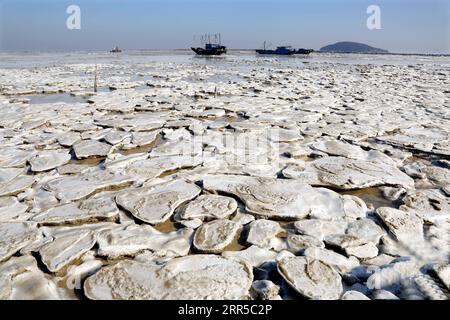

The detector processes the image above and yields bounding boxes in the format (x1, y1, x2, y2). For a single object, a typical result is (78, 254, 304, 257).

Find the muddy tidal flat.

(0, 51, 449, 300)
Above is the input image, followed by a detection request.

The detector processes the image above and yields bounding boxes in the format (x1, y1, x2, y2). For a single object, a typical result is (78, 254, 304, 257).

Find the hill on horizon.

(320, 41, 389, 54)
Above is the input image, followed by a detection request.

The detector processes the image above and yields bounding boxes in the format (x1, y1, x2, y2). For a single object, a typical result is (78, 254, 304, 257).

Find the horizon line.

(1, 48, 450, 56)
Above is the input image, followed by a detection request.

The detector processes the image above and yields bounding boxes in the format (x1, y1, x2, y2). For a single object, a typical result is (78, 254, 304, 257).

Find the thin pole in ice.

(94, 63, 98, 93)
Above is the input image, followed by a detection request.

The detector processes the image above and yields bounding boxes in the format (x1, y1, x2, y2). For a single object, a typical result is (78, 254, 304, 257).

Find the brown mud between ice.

(340, 187, 394, 209)
(223, 228, 247, 252)
(69, 157, 105, 166)
(153, 219, 178, 233)
(116, 134, 163, 156)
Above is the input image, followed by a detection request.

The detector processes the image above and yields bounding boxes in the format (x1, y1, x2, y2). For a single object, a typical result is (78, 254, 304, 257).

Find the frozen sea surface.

(1, 50, 449, 70)
(0, 49, 449, 300)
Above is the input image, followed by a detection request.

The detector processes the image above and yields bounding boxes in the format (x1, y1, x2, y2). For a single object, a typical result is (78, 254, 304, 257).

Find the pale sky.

(1, 0, 449, 54)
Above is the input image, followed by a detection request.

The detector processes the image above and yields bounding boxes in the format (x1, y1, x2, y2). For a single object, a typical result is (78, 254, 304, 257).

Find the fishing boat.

(256, 46, 295, 55)
(110, 46, 122, 53)
(192, 43, 227, 56)
(256, 42, 294, 55)
(256, 42, 313, 55)
(191, 34, 227, 56)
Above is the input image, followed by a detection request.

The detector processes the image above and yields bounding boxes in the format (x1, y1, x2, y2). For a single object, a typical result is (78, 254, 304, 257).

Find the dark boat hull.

(256, 49, 294, 56)
(294, 49, 314, 55)
(256, 48, 313, 56)
(191, 47, 227, 56)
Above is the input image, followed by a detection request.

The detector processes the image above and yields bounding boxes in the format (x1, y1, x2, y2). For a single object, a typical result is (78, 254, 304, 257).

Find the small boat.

(191, 43, 227, 56)
(110, 46, 122, 53)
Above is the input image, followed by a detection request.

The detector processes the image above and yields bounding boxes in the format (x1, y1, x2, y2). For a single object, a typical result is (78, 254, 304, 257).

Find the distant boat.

(256, 42, 313, 55)
(191, 33, 227, 56)
(110, 46, 122, 53)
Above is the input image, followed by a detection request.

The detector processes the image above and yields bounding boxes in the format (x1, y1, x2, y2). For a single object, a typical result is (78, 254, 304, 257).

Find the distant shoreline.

(233, 50, 450, 57)
(0, 49, 449, 57)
